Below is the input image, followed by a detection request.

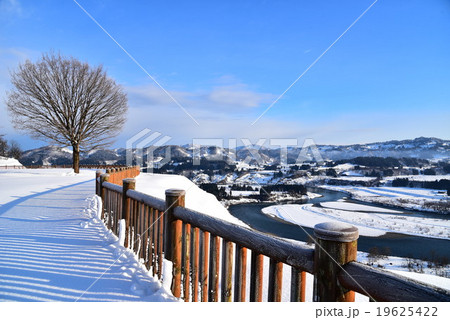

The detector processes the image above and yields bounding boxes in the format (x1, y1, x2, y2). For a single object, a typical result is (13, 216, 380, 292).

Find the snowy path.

(0, 169, 175, 302)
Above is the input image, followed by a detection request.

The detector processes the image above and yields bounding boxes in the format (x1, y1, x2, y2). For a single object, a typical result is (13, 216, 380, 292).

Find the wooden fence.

(97, 174, 450, 302)
(0, 165, 25, 169)
(0, 164, 132, 169)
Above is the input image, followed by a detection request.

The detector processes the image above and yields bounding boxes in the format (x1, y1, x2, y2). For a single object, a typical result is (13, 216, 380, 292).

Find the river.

(228, 188, 450, 260)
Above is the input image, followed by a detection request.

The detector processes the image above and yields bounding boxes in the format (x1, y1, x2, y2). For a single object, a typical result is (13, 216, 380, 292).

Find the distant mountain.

(315, 137, 450, 161)
(19, 137, 450, 166)
(20, 145, 73, 166)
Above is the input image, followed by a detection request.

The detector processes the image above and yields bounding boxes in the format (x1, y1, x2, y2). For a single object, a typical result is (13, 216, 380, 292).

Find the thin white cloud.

(207, 84, 274, 108)
(0, 0, 22, 17)
(126, 82, 276, 114)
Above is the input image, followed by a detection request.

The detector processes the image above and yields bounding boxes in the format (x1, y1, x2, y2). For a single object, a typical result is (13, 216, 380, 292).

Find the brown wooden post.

(122, 178, 136, 248)
(95, 170, 102, 196)
(99, 174, 110, 220)
(201, 231, 210, 302)
(313, 222, 359, 302)
(209, 235, 220, 302)
(165, 189, 186, 299)
(234, 245, 247, 302)
(221, 239, 233, 302)
(192, 227, 200, 302)
(290, 267, 306, 302)
(268, 259, 283, 302)
(183, 223, 191, 301)
(164, 189, 186, 260)
(158, 210, 164, 279)
(250, 252, 264, 302)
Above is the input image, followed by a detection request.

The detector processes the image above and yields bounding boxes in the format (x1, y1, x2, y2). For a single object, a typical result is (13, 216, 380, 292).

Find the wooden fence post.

(122, 178, 136, 248)
(99, 174, 110, 220)
(165, 189, 186, 298)
(95, 170, 102, 196)
(313, 222, 359, 302)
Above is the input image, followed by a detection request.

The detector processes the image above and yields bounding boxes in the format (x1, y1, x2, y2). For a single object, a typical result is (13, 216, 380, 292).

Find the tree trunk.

(72, 144, 80, 173)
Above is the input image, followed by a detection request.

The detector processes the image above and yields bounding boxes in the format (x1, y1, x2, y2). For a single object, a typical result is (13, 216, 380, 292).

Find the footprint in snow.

(80, 221, 89, 228)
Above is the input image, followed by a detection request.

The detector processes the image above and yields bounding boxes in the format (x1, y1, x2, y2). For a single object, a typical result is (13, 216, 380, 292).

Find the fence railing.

(0, 164, 133, 169)
(97, 174, 450, 302)
(0, 165, 25, 169)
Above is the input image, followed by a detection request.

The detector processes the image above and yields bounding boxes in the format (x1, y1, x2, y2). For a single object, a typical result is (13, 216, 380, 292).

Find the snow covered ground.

(0, 169, 176, 301)
(322, 185, 449, 213)
(0, 168, 448, 302)
(262, 201, 450, 239)
(135, 173, 244, 225)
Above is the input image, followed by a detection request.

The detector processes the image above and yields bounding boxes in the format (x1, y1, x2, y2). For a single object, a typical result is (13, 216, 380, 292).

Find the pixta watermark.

(126, 128, 324, 171)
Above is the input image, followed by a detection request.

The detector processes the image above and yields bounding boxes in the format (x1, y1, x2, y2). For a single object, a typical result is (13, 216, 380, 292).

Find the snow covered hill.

(20, 145, 73, 166)
(19, 137, 450, 167)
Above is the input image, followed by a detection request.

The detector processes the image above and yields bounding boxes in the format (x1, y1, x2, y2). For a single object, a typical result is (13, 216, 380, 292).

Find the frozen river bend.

(262, 200, 450, 239)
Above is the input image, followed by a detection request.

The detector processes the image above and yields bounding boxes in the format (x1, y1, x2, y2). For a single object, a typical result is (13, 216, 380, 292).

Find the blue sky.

(1, 0, 449, 150)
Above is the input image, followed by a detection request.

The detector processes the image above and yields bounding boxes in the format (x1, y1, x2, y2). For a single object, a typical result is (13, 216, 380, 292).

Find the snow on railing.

(23, 164, 128, 169)
(97, 173, 450, 302)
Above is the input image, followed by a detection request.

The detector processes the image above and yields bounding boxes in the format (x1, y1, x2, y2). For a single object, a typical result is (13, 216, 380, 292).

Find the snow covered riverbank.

(262, 201, 450, 239)
(320, 185, 449, 214)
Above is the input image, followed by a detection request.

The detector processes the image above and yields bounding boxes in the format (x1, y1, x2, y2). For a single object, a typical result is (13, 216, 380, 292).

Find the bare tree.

(8, 140, 22, 160)
(0, 135, 8, 157)
(6, 52, 128, 173)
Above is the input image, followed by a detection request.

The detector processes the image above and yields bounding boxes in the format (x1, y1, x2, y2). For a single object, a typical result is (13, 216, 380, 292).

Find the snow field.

(135, 173, 245, 226)
(1, 169, 448, 302)
(321, 185, 450, 215)
(0, 169, 176, 301)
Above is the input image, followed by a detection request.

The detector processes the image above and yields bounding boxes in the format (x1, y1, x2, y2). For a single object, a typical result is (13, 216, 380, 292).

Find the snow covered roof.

(0, 156, 24, 167)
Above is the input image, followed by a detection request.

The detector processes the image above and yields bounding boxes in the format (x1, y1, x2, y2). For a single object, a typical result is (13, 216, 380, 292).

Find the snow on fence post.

(313, 222, 359, 302)
(164, 189, 186, 299)
(95, 170, 102, 196)
(122, 178, 136, 249)
(99, 174, 110, 220)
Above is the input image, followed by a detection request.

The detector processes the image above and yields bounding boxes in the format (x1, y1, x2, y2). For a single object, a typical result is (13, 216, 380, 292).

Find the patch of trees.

(392, 178, 450, 194)
(366, 170, 381, 178)
(263, 184, 307, 195)
(392, 178, 409, 187)
(442, 164, 450, 174)
(155, 159, 236, 175)
(336, 157, 430, 168)
(399, 158, 429, 167)
(325, 168, 337, 177)
(0, 135, 22, 160)
(231, 184, 256, 191)
(367, 246, 391, 266)
(198, 184, 228, 200)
